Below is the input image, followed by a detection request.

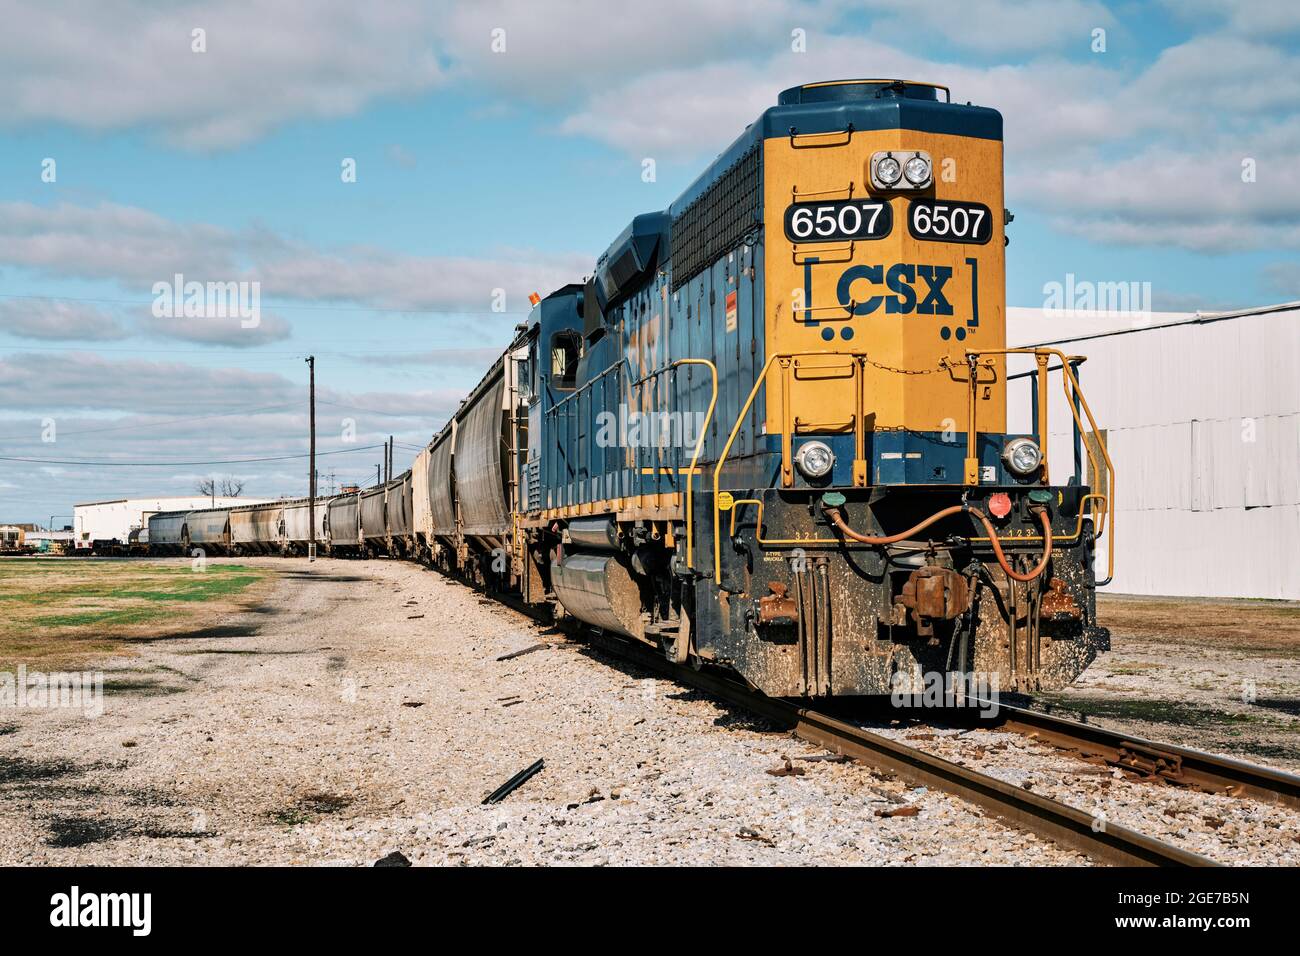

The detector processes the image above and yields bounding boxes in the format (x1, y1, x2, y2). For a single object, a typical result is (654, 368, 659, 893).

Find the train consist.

(150, 79, 1114, 697)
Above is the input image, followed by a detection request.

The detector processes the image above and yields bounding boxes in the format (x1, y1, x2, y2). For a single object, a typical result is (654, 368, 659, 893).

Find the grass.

(0, 559, 273, 671)
(1036, 692, 1277, 729)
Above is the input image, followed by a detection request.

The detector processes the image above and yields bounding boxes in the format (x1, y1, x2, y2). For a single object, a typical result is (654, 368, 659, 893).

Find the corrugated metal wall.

(1008, 303, 1300, 599)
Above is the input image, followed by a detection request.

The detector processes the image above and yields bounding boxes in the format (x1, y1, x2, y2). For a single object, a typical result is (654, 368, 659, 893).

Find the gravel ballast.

(0, 557, 1091, 866)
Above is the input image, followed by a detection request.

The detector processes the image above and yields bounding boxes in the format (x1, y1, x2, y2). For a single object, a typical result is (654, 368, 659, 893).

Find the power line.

(0, 291, 532, 317)
(0, 402, 301, 441)
(0, 443, 385, 467)
(316, 399, 433, 418)
(0, 343, 509, 358)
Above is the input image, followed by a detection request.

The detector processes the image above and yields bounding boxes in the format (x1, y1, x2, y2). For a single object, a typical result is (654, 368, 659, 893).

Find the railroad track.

(570, 632, 1215, 866)
(988, 702, 1300, 810)
(490, 589, 1300, 866)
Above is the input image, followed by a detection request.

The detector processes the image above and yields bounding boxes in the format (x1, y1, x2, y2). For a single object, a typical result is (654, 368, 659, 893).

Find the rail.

(990, 702, 1300, 810)
(575, 628, 1216, 867)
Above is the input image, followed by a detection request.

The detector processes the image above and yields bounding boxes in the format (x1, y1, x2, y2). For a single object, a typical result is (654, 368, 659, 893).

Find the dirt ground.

(1, 558, 1295, 865)
(0, 557, 1090, 866)
(1041, 594, 1300, 771)
(0, 558, 275, 672)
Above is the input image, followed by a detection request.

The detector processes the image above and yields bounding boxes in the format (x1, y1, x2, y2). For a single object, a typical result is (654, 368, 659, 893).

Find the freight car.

(146, 79, 1114, 698)
(147, 512, 186, 554)
(325, 492, 361, 556)
(386, 472, 414, 557)
(230, 502, 283, 555)
(183, 508, 232, 555)
(281, 496, 330, 555)
(358, 484, 388, 557)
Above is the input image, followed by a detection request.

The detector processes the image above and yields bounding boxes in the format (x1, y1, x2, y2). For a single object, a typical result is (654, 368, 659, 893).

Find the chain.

(864, 355, 953, 376)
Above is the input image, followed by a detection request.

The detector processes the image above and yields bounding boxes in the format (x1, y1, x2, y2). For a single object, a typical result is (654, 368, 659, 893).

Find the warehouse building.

(73, 496, 270, 553)
(1008, 301, 1299, 600)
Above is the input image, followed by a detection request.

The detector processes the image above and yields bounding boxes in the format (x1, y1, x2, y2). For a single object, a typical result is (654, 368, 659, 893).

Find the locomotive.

(152, 79, 1114, 697)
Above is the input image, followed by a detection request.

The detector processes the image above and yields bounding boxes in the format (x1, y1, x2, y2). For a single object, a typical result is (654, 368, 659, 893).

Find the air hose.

(823, 503, 1053, 583)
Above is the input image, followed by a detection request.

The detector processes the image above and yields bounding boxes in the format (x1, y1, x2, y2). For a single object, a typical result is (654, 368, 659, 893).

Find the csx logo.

(836, 263, 953, 316)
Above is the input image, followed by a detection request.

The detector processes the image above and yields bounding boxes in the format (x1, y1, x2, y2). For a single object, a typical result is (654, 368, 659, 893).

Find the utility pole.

(307, 355, 316, 562)
(376, 463, 381, 486)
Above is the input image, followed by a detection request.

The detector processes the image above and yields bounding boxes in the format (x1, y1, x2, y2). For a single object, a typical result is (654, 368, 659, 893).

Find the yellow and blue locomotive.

(151, 79, 1114, 699)
(510, 79, 1114, 696)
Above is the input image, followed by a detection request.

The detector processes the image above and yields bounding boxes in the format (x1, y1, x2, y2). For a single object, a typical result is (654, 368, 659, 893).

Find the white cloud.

(0, 0, 444, 149)
(0, 351, 473, 422)
(0, 351, 297, 414)
(0, 201, 591, 312)
(849, 0, 1116, 56)
(556, 31, 1300, 254)
(559, 37, 1122, 161)
(1264, 262, 1300, 298)
(0, 298, 130, 341)
(356, 347, 508, 367)
(1157, 0, 1300, 39)
(439, 0, 829, 104)
(139, 311, 293, 347)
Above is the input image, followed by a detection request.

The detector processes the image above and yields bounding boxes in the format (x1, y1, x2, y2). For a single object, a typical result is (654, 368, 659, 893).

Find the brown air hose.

(824, 504, 966, 546)
(824, 504, 1054, 583)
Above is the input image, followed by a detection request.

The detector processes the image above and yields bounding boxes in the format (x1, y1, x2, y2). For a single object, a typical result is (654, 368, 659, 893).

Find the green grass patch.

(0, 561, 274, 670)
(32, 607, 169, 628)
(1038, 693, 1277, 729)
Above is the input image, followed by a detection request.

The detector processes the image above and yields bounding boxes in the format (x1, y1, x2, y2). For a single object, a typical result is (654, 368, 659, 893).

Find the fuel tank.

(551, 552, 644, 639)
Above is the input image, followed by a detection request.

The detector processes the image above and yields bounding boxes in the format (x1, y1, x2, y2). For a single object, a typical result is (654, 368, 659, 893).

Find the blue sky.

(1, 0, 1297, 523)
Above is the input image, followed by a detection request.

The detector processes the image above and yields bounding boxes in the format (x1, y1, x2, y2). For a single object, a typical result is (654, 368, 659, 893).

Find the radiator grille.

(669, 146, 761, 292)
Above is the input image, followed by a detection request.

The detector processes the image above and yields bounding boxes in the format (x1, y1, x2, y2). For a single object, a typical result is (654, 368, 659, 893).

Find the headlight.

(1002, 438, 1042, 477)
(874, 154, 902, 187)
(904, 154, 932, 186)
(871, 150, 931, 190)
(795, 441, 835, 479)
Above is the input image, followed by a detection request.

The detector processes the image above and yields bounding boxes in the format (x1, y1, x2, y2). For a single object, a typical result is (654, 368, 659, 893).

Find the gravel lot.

(0, 557, 1089, 866)
(1045, 594, 1300, 773)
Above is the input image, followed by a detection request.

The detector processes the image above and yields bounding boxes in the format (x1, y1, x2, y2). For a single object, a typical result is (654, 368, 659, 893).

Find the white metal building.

(1007, 301, 1299, 599)
(73, 496, 271, 550)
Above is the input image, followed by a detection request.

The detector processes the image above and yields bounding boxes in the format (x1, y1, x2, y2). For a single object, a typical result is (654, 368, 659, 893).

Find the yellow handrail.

(670, 358, 717, 570)
(966, 347, 1115, 585)
(712, 351, 870, 581)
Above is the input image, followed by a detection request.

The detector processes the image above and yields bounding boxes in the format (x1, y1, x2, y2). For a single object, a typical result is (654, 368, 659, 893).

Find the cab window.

(550, 332, 581, 391)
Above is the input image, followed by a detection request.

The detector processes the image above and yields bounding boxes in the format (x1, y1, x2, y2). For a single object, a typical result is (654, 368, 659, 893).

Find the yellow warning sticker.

(717, 491, 735, 511)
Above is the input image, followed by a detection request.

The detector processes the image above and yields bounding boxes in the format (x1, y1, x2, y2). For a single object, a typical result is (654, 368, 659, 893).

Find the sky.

(1, 0, 1298, 524)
